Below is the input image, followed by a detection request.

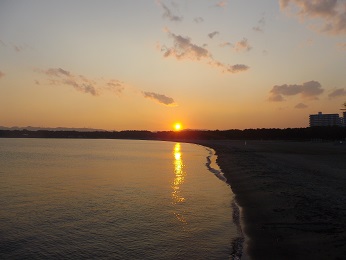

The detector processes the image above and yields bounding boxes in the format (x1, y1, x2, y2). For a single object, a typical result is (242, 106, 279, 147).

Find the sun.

(174, 122, 182, 131)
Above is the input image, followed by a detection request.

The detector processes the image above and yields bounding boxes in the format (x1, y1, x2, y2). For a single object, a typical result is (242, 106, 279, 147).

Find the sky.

(1, 0, 346, 131)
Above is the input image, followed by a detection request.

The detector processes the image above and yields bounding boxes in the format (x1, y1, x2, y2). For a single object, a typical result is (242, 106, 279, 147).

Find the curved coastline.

(199, 145, 248, 260)
(191, 140, 346, 260)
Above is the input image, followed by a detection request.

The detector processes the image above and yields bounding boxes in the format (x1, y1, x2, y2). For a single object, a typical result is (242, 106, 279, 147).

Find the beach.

(194, 140, 346, 260)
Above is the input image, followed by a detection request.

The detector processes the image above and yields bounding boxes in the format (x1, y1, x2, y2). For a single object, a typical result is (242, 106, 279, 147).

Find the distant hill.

(0, 126, 106, 132)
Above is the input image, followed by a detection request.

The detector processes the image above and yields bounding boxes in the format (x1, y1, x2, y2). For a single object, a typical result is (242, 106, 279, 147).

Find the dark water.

(0, 139, 242, 259)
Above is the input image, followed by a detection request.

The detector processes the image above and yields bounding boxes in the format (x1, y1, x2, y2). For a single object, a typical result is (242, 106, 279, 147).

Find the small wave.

(204, 148, 246, 260)
(230, 201, 245, 260)
(205, 148, 227, 182)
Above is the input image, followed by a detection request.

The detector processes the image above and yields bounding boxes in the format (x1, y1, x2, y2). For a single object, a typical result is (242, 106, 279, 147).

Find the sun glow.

(174, 123, 182, 131)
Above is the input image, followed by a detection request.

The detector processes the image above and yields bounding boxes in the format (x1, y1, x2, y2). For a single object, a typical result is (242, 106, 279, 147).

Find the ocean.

(0, 138, 243, 259)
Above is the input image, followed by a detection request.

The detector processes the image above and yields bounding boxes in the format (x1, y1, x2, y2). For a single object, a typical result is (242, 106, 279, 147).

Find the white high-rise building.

(309, 112, 342, 127)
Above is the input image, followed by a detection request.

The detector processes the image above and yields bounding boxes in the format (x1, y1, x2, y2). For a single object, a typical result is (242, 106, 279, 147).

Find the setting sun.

(174, 123, 182, 131)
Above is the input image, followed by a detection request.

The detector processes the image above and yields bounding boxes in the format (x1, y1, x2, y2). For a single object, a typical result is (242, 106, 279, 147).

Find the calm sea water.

(0, 138, 243, 259)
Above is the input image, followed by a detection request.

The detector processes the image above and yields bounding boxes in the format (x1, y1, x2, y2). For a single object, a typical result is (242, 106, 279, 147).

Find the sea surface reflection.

(172, 143, 187, 225)
(0, 139, 240, 259)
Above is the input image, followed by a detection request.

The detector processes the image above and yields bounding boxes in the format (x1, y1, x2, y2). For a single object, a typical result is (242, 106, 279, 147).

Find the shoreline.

(203, 146, 247, 259)
(191, 140, 346, 259)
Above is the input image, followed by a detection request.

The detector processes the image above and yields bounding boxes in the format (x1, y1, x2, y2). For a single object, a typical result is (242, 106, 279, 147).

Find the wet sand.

(193, 140, 346, 260)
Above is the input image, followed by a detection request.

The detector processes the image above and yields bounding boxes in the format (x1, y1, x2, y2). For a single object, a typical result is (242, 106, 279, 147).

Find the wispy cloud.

(300, 38, 314, 48)
(194, 17, 204, 23)
(328, 88, 346, 98)
(35, 67, 176, 106)
(0, 40, 28, 52)
(233, 38, 252, 52)
(44, 68, 71, 77)
(210, 61, 249, 73)
(142, 91, 177, 106)
(220, 38, 252, 52)
(295, 103, 308, 109)
(13, 44, 24, 52)
(268, 80, 324, 101)
(268, 93, 285, 102)
(0, 39, 6, 47)
(105, 79, 125, 96)
(157, 0, 183, 22)
(208, 31, 219, 39)
(280, 0, 346, 35)
(161, 30, 209, 60)
(253, 16, 266, 32)
(337, 42, 346, 50)
(220, 41, 232, 48)
(227, 64, 249, 73)
(35, 67, 124, 96)
(215, 0, 228, 8)
(159, 29, 249, 74)
(0, 70, 4, 79)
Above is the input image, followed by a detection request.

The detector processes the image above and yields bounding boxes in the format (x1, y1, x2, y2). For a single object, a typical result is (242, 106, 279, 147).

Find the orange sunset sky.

(1, 0, 346, 131)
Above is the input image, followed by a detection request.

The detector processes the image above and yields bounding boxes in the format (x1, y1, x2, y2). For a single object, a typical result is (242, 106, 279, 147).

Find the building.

(309, 112, 342, 127)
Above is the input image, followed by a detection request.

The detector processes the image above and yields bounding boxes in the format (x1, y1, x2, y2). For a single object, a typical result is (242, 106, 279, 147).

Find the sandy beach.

(193, 140, 346, 260)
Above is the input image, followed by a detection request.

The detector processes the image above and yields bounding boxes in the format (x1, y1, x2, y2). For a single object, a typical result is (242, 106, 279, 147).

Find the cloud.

(157, 0, 183, 22)
(161, 31, 210, 60)
(216, 0, 228, 8)
(194, 17, 204, 23)
(229, 64, 249, 72)
(280, 0, 337, 16)
(328, 88, 346, 98)
(268, 93, 285, 102)
(220, 41, 232, 47)
(0, 71, 4, 79)
(35, 67, 108, 96)
(0, 40, 6, 47)
(44, 68, 71, 77)
(61, 78, 98, 96)
(211, 63, 249, 73)
(207, 60, 249, 73)
(300, 38, 314, 48)
(233, 38, 252, 52)
(269, 80, 324, 101)
(280, 0, 346, 35)
(295, 103, 308, 109)
(253, 16, 266, 32)
(0, 40, 31, 53)
(159, 29, 249, 74)
(35, 68, 177, 107)
(106, 79, 125, 96)
(208, 31, 219, 39)
(13, 44, 24, 52)
(220, 38, 252, 52)
(39, 68, 98, 96)
(300, 80, 325, 97)
(337, 42, 346, 50)
(142, 91, 177, 106)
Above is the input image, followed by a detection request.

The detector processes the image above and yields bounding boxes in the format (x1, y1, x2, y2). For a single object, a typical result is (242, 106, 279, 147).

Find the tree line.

(1, 127, 346, 141)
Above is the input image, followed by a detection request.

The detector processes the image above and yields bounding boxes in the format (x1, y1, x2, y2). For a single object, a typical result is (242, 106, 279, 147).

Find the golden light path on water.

(172, 143, 187, 225)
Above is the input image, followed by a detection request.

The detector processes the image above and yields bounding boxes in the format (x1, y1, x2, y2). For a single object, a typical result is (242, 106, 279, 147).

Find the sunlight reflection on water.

(172, 143, 187, 225)
(0, 139, 240, 259)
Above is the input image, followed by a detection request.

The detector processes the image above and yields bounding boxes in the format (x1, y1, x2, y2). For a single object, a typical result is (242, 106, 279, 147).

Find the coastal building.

(309, 112, 342, 127)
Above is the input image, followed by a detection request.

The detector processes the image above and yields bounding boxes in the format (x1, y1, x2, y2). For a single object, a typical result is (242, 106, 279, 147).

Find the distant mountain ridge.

(0, 126, 107, 132)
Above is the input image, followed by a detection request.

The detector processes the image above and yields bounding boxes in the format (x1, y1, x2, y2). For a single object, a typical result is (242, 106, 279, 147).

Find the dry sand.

(193, 140, 346, 260)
